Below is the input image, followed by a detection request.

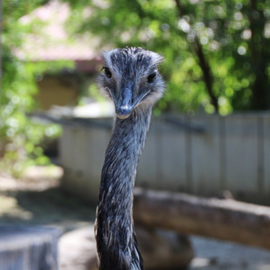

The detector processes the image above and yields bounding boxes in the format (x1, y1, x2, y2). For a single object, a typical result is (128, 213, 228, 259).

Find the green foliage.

(62, 0, 270, 114)
(1, 0, 70, 177)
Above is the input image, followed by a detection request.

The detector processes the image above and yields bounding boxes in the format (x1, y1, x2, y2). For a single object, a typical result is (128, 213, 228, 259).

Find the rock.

(59, 225, 193, 270)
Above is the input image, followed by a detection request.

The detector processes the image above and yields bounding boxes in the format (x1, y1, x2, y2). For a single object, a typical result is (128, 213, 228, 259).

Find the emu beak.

(115, 87, 134, 119)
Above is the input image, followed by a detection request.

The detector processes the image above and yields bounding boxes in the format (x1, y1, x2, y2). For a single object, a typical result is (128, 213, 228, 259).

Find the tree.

(1, 0, 64, 176)
(62, 0, 270, 114)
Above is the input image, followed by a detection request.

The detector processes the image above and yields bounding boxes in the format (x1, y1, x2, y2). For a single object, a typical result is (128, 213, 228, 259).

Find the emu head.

(97, 47, 165, 119)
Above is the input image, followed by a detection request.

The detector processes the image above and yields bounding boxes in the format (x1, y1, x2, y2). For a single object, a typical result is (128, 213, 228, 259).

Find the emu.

(95, 47, 165, 270)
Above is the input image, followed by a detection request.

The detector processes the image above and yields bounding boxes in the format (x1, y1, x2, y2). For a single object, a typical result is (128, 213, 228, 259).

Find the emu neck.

(96, 107, 152, 270)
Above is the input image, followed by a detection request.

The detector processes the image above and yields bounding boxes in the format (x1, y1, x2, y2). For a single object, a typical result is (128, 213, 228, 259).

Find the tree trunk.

(248, 0, 270, 110)
(133, 188, 270, 250)
(0, 226, 60, 270)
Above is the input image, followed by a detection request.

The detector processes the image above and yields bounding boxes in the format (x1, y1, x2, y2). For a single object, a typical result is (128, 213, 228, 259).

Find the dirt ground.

(0, 166, 270, 270)
(0, 166, 95, 232)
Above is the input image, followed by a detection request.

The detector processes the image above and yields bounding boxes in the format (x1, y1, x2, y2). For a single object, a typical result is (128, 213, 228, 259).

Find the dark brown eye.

(147, 72, 156, 83)
(104, 67, 112, 78)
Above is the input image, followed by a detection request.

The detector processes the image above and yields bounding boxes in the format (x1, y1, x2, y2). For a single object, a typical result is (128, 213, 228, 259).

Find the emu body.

(95, 47, 165, 270)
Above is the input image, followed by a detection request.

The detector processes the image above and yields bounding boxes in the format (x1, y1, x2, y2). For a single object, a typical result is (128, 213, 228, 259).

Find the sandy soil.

(0, 166, 270, 270)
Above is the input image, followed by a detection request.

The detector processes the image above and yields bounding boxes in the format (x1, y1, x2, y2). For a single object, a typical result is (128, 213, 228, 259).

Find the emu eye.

(104, 67, 112, 79)
(147, 72, 156, 83)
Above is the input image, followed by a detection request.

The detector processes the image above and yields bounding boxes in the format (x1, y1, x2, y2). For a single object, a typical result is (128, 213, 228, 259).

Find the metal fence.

(59, 113, 270, 205)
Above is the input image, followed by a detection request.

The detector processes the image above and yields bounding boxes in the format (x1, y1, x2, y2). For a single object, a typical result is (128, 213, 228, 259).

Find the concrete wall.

(59, 113, 270, 205)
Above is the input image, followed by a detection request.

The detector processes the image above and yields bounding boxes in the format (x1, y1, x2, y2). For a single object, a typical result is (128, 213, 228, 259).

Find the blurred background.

(1, 0, 270, 269)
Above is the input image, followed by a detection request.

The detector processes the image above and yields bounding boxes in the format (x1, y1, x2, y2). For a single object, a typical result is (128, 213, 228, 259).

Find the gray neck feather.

(96, 106, 152, 270)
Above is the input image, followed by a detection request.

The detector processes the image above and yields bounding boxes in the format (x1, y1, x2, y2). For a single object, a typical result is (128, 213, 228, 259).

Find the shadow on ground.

(0, 169, 96, 232)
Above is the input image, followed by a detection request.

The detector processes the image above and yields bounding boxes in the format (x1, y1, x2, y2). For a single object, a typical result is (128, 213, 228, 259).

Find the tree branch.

(194, 37, 219, 112)
(174, 0, 219, 113)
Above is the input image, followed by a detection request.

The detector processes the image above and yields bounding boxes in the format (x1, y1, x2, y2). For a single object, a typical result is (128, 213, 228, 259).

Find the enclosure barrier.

(59, 113, 270, 205)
